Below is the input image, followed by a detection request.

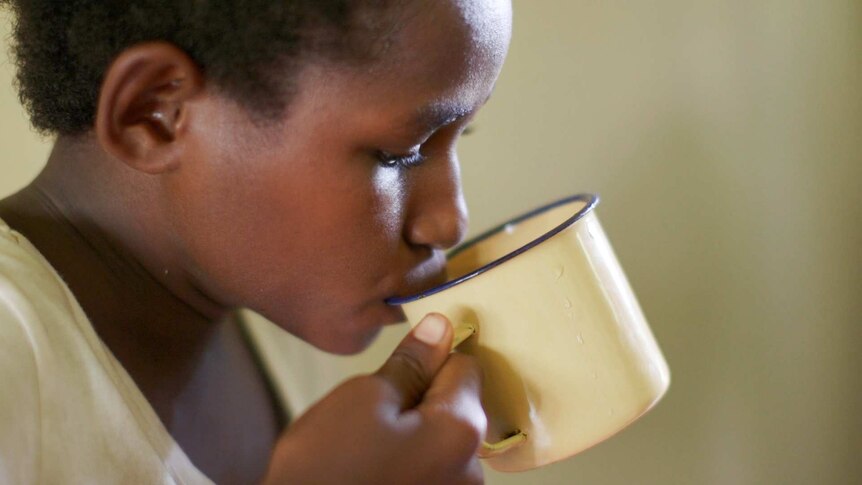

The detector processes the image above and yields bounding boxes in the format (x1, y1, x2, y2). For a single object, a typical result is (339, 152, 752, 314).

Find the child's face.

(166, 0, 512, 353)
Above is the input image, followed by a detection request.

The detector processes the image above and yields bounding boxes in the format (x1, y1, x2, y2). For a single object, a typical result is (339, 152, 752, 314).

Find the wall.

(2, 2, 860, 484)
(0, 10, 50, 195)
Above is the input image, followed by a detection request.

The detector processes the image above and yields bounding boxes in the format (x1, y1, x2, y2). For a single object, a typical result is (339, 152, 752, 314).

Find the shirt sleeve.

(0, 299, 41, 484)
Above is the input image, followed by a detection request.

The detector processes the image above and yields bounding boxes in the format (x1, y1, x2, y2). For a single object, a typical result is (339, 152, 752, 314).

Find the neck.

(0, 134, 231, 403)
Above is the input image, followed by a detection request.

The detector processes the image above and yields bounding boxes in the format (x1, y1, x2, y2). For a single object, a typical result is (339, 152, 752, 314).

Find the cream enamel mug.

(386, 194, 670, 472)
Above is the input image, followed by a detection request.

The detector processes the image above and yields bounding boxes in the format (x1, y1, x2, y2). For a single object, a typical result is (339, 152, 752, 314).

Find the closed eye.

(376, 149, 428, 169)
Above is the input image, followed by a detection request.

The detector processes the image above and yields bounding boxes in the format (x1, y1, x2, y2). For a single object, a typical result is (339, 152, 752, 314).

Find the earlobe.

(95, 42, 203, 175)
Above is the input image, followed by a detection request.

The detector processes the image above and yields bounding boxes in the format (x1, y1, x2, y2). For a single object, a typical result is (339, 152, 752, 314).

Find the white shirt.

(0, 217, 212, 484)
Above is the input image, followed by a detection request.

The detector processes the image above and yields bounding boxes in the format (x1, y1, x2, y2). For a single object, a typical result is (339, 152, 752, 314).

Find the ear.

(95, 42, 204, 174)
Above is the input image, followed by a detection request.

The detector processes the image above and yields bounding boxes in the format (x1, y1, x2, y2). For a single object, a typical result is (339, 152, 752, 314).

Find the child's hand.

(262, 313, 486, 485)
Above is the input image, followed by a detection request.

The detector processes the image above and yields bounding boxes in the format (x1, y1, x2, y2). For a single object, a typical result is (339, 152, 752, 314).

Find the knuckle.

(436, 413, 485, 455)
(447, 353, 484, 382)
(421, 415, 487, 484)
(339, 375, 392, 408)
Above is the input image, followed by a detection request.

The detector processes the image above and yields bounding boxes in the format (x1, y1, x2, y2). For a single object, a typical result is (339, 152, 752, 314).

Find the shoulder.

(0, 220, 73, 308)
(0, 218, 86, 353)
(0, 226, 43, 484)
(0, 218, 91, 483)
(0, 219, 45, 365)
(0, 216, 86, 382)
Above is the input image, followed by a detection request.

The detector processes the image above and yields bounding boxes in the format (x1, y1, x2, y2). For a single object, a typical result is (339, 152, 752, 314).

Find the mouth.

(384, 274, 448, 309)
(380, 302, 407, 324)
(382, 250, 449, 309)
(384, 272, 448, 306)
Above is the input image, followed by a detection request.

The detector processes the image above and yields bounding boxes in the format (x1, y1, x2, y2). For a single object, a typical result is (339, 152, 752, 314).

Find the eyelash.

(376, 150, 428, 169)
(375, 123, 475, 169)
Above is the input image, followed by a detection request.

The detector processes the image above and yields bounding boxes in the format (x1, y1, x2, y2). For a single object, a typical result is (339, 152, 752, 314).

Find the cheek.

(160, 156, 281, 303)
(370, 166, 408, 242)
(162, 142, 409, 314)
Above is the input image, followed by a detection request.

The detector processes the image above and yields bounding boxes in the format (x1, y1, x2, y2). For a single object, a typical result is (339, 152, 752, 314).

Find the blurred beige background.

(2, 1, 860, 484)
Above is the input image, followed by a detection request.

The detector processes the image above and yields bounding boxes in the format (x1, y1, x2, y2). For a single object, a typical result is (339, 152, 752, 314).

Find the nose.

(403, 156, 468, 251)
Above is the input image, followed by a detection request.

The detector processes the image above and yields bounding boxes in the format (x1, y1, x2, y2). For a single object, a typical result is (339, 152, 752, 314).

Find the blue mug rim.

(385, 193, 600, 305)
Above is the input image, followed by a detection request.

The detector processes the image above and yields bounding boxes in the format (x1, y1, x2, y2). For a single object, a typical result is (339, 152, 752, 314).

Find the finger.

(417, 353, 487, 454)
(374, 313, 454, 411)
(419, 353, 484, 415)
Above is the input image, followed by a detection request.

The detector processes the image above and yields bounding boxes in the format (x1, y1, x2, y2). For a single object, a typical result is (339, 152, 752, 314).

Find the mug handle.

(450, 322, 528, 458)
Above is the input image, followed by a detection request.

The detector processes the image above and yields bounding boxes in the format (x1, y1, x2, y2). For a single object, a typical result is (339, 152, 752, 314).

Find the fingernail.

(414, 314, 447, 345)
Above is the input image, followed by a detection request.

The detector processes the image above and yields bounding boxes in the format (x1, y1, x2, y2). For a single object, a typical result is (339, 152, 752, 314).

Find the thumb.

(375, 313, 454, 411)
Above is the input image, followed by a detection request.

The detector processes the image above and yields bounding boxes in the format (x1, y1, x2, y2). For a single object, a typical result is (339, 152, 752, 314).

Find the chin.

(264, 312, 385, 355)
(314, 302, 407, 355)
(262, 302, 403, 355)
(310, 324, 384, 355)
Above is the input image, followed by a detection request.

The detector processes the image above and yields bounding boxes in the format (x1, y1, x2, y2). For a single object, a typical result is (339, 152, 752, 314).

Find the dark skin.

(0, 0, 512, 483)
(0, 187, 282, 483)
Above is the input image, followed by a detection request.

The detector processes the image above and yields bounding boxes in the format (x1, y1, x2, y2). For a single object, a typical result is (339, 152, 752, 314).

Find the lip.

(384, 254, 449, 305)
(381, 301, 407, 324)
(384, 193, 599, 306)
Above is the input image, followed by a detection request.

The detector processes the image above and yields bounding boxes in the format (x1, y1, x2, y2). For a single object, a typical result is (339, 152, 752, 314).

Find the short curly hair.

(1, 0, 406, 135)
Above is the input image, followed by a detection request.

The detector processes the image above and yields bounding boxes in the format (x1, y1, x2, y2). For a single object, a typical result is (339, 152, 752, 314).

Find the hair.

(1, 0, 406, 135)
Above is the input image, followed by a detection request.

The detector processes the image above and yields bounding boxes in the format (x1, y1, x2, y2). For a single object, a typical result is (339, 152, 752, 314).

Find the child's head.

(3, 0, 512, 353)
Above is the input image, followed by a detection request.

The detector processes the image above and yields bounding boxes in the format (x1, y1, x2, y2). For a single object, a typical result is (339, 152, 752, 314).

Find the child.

(0, 0, 511, 483)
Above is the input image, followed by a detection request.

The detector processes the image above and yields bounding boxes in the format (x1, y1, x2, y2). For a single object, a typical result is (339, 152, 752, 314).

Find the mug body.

(393, 194, 670, 472)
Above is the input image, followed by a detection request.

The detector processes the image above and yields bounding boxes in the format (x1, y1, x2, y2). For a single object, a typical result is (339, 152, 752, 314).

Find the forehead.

(287, 0, 511, 132)
(378, 0, 512, 95)
(356, 0, 511, 121)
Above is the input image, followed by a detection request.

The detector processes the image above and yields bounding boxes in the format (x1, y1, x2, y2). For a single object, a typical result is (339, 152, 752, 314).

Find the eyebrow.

(408, 104, 473, 134)
(406, 91, 493, 135)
